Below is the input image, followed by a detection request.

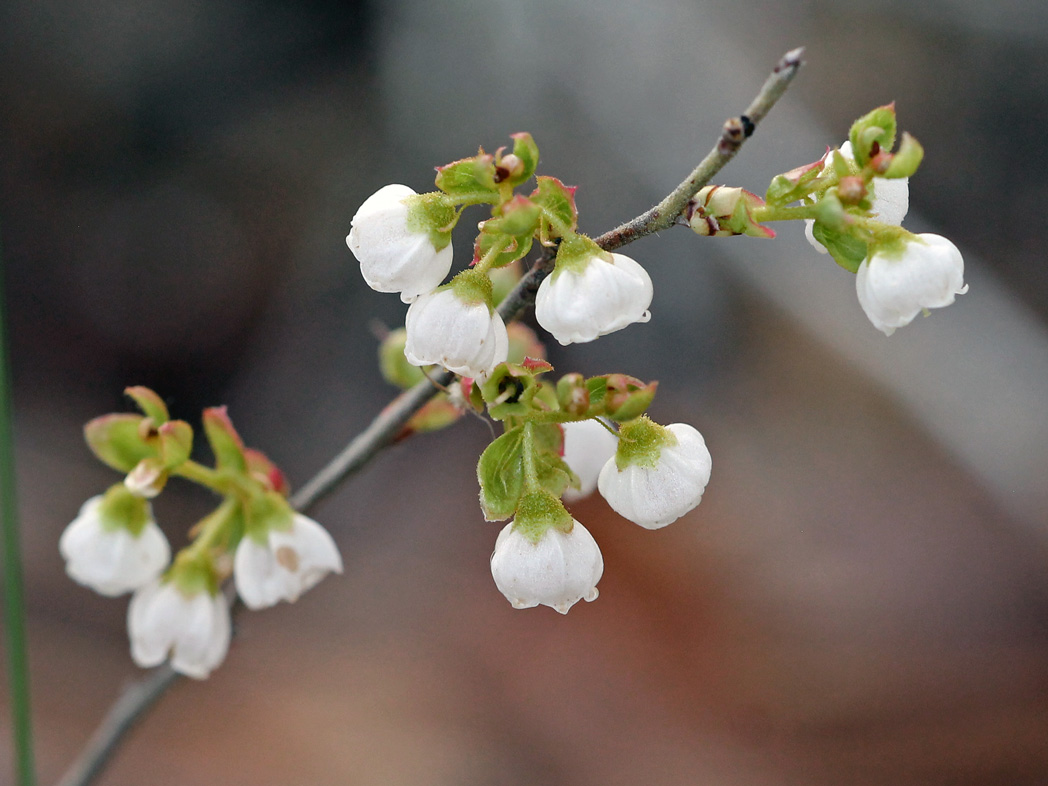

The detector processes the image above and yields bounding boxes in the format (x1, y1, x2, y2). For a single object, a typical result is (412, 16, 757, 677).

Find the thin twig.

(55, 47, 803, 786)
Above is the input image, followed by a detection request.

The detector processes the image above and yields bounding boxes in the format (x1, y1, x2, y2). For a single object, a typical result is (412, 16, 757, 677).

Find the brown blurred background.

(2, 1, 1048, 784)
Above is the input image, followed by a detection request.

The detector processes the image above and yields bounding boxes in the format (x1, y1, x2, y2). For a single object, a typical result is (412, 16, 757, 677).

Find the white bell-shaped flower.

(347, 184, 454, 303)
(598, 421, 712, 529)
(805, 141, 909, 253)
(404, 285, 508, 379)
(490, 519, 603, 614)
(127, 580, 231, 679)
(535, 252, 653, 345)
(59, 494, 170, 597)
(561, 419, 619, 503)
(234, 513, 343, 610)
(856, 233, 967, 336)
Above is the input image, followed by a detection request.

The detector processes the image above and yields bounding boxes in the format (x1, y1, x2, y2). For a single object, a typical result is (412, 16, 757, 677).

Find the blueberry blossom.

(235, 512, 343, 610)
(404, 270, 508, 380)
(598, 418, 712, 529)
(805, 141, 909, 253)
(59, 487, 170, 597)
(856, 233, 967, 336)
(127, 578, 231, 679)
(347, 184, 455, 303)
(536, 238, 653, 345)
(490, 518, 603, 614)
(561, 419, 619, 503)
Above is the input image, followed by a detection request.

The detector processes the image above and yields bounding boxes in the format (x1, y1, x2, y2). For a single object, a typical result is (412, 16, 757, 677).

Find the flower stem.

(55, 46, 806, 786)
(0, 228, 37, 786)
(750, 203, 818, 223)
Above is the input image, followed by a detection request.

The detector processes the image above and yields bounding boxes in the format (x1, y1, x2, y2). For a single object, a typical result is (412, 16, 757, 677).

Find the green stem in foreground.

(0, 229, 37, 786)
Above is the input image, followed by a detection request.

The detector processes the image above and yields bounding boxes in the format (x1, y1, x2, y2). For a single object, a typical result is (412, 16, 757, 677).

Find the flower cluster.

(797, 107, 966, 333)
(59, 387, 342, 678)
(347, 135, 654, 381)
(472, 361, 711, 614)
(346, 135, 716, 615)
(690, 105, 966, 335)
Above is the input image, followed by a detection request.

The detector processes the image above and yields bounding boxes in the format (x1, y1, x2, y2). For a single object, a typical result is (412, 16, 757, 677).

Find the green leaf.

(848, 104, 898, 167)
(202, 407, 247, 472)
(883, 132, 924, 179)
(434, 153, 499, 203)
(530, 176, 578, 236)
(84, 413, 157, 472)
(124, 386, 169, 424)
(477, 427, 526, 521)
(811, 221, 868, 273)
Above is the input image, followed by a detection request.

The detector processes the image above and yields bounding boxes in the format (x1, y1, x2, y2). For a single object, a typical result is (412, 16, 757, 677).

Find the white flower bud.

(561, 419, 619, 503)
(59, 495, 170, 597)
(127, 580, 231, 679)
(535, 252, 653, 345)
(347, 184, 453, 303)
(805, 141, 909, 253)
(598, 422, 712, 529)
(490, 519, 603, 614)
(856, 233, 967, 336)
(404, 288, 508, 380)
(234, 513, 343, 610)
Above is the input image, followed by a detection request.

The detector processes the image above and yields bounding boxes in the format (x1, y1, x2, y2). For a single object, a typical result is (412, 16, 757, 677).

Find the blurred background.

(2, 0, 1048, 784)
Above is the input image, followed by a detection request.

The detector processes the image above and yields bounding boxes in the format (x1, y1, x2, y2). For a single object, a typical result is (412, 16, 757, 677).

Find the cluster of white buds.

(690, 105, 967, 336)
(347, 136, 658, 381)
(347, 135, 714, 615)
(487, 416, 712, 613)
(799, 108, 966, 334)
(59, 388, 342, 678)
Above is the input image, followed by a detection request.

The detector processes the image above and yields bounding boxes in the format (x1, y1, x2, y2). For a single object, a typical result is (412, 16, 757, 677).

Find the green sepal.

(434, 152, 500, 204)
(124, 386, 169, 424)
(244, 448, 289, 496)
(242, 490, 294, 542)
(811, 221, 868, 274)
(450, 268, 494, 308)
(614, 415, 675, 471)
(765, 158, 825, 206)
(531, 176, 578, 237)
(404, 193, 457, 252)
(478, 427, 527, 521)
(504, 132, 539, 188)
(848, 104, 897, 167)
(468, 379, 485, 412)
(158, 420, 193, 468)
(170, 549, 222, 597)
(511, 490, 574, 544)
(883, 132, 923, 179)
(474, 196, 541, 269)
(379, 328, 427, 389)
(482, 363, 541, 421)
(97, 482, 152, 536)
(603, 374, 658, 422)
(202, 406, 247, 472)
(84, 413, 158, 473)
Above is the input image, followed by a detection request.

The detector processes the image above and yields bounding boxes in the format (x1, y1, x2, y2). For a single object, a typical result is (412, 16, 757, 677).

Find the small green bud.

(379, 328, 427, 389)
